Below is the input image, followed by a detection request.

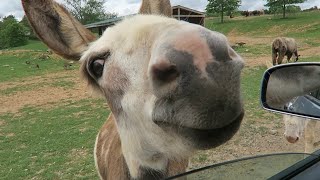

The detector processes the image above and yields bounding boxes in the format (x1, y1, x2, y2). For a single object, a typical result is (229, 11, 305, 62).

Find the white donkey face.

(81, 15, 244, 150)
(284, 115, 306, 143)
(22, 0, 244, 159)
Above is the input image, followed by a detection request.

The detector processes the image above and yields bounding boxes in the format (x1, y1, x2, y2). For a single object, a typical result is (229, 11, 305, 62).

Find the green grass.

(51, 80, 76, 89)
(298, 56, 320, 62)
(0, 40, 80, 83)
(206, 11, 320, 41)
(11, 40, 48, 51)
(0, 52, 80, 83)
(0, 98, 108, 179)
(234, 44, 271, 56)
(241, 67, 268, 119)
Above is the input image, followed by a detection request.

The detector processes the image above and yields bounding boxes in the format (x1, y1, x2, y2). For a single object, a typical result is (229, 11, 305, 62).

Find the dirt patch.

(242, 56, 271, 67)
(0, 69, 80, 91)
(0, 70, 89, 114)
(0, 84, 88, 114)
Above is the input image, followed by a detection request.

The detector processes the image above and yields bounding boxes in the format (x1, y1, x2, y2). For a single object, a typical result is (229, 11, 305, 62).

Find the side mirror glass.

(260, 63, 320, 119)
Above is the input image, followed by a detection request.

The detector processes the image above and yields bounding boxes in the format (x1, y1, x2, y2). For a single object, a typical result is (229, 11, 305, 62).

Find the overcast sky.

(1, 0, 319, 20)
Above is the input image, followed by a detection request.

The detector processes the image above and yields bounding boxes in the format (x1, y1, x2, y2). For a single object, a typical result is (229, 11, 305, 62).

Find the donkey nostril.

(152, 62, 179, 83)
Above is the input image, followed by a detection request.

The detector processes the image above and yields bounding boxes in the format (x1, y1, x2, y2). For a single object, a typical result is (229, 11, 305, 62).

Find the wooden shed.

(172, 5, 205, 26)
(85, 5, 205, 36)
(84, 16, 125, 36)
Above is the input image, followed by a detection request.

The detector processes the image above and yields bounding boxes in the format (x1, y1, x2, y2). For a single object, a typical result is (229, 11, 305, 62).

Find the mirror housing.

(260, 63, 320, 120)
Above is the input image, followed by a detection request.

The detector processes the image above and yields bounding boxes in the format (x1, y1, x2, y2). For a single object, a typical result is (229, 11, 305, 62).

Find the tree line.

(0, 0, 116, 49)
(206, 0, 308, 23)
(0, 15, 29, 49)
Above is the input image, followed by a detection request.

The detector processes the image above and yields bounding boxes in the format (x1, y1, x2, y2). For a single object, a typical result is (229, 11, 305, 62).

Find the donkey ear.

(139, 0, 172, 17)
(22, 0, 96, 60)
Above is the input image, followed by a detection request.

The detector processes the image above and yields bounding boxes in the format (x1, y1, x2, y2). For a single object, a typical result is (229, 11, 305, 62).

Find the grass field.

(11, 40, 49, 51)
(0, 99, 108, 179)
(0, 41, 106, 179)
(206, 11, 320, 40)
(1, 11, 320, 179)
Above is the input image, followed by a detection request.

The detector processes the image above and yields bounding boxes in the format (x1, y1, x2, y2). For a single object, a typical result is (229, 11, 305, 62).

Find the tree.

(63, 0, 117, 25)
(0, 15, 28, 49)
(20, 15, 38, 40)
(206, 0, 241, 23)
(286, 5, 302, 14)
(1, 15, 16, 27)
(265, 0, 307, 18)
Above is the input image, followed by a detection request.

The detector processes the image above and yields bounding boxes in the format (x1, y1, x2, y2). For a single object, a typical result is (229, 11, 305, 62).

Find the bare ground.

(0, 70, 89, 114)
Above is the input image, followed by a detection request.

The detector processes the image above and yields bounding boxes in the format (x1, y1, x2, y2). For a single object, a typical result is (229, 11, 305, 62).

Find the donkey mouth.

(156, 110, 244, 150)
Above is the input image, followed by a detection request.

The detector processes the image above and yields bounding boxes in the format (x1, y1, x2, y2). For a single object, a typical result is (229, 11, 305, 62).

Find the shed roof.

(84, 16, 125, 29)
(172, 5, 205, 16)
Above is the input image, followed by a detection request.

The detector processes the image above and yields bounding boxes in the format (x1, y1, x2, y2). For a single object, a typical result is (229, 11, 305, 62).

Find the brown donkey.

(22, 0, 245, 179)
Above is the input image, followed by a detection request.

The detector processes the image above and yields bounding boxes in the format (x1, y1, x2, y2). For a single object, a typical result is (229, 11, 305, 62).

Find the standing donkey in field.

(283, 115, 319, 153)
(22, 0, 245, 179)
(272, 37, 299, 65)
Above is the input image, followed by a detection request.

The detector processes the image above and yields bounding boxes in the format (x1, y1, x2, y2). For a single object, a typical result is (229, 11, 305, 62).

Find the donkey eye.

(88, 52, 110, 79)
(89, 59, 105, 78)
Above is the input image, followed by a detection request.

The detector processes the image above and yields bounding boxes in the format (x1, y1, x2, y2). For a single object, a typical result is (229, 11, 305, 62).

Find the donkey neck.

(96, 115, 188, 179)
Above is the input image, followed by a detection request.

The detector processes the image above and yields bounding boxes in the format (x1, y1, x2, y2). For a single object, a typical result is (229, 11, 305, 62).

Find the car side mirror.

(260, 63, 320, 119)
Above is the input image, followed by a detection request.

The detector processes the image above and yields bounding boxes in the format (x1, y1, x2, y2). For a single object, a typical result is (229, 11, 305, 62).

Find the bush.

(0, 16, 28, 49)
